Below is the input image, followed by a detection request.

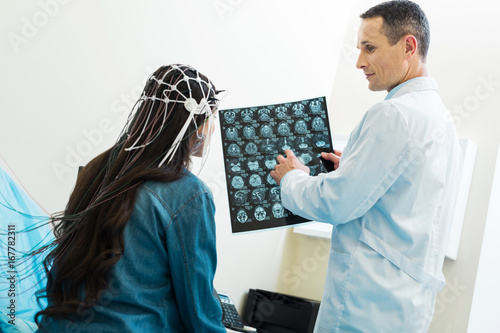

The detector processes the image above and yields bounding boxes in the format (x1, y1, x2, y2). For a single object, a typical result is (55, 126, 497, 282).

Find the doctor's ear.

(403, 35, 418, 60)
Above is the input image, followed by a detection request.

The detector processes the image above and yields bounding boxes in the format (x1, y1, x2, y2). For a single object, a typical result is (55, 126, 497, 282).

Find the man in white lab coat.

(270, 1, 462, 332)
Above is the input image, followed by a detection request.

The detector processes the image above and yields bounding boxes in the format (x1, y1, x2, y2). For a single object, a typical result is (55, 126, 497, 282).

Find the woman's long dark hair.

(35, 65, 217, 324)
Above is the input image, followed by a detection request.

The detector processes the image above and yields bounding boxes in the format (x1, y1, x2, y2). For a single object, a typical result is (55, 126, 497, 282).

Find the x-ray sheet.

(219, 96, 334, 233)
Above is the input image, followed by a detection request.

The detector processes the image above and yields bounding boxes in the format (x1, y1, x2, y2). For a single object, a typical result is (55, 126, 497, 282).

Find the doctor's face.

(356, 17, 406, 92)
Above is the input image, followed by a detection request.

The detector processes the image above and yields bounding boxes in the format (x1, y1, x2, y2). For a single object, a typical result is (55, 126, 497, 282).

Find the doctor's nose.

(356, 53, 367, 70)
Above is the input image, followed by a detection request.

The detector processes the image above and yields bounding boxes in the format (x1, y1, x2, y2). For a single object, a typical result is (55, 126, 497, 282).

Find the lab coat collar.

(385, 76, 439, 100)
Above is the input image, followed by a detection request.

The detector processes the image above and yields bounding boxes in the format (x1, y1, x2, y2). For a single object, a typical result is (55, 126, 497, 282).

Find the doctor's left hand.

(270, 149, 310, 186)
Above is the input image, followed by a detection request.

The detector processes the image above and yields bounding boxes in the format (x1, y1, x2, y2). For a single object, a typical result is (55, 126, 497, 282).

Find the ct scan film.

(219, 96, 334, 233)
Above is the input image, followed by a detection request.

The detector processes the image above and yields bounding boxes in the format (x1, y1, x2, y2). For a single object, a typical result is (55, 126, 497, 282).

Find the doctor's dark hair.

(35, 65, 217, 325)
(360, 0, 430, 62)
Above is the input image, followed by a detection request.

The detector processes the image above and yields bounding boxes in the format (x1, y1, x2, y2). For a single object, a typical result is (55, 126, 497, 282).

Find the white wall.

(277, 1, 500, 332)
(0, 0, 351, 312)
(467, 143, 500, 332)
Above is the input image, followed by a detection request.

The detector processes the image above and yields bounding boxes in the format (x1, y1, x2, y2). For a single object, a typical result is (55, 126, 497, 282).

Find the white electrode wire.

(124, 68, 184, 151)
(157, 107, 197, 167)
(124, 101, 156, 151)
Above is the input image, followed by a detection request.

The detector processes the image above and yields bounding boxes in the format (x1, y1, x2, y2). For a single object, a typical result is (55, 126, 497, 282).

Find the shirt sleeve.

(281, 103, 413, 225)
(165, 191, 226, 333)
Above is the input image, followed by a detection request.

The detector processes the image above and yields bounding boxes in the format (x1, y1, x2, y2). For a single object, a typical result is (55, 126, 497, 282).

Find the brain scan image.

(297, 137, 309, 149)
(243, 126, 256, 139)
(224, 111, 236, 124)
(231, 176, 245, 189)
(277, 122, 291, 136)
(267, 174, 277, 185)
(229, 160, 241, 172)
(272, 203, 285, 219)
(245, 142, 258, 155)
(237, 209, 248, 223)
(269, 187, 281, 202)
(294, 120, 308, 134)
(225, 127, 239, 141)
(298, 153, 313, 165)
(312, 117, 325, 131)
(265, 157, 277, 169)
(260, 124, 273, 138)
(309, 165, 319, 176)
(227, 143, 241, 157)
(249, 174, 262, 187)
(221, 97, 332, 232)
(254, 206, 267, 221)
(292, 103, 306, 117)
(309, 100, 322, 113)
(234, 190, 248, 206)
(313, 133, 327, 147)
(241, 109, 254, 122)
(279, 137, 293, 151)
(248, 159, 260, 171)
(258, 108, 271, 121)
(252, 188, 266, 204)
(260, 140, 276, 155)
(275, 106, 288, 119)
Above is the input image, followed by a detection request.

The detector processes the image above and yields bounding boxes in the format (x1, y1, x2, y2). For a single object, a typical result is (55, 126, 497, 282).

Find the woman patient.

(33, 64, 226, 332)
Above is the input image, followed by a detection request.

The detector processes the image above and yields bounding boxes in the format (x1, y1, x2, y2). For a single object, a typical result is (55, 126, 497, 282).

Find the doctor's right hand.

(270, 149, 310, 186)
(321, 150, 342, 171)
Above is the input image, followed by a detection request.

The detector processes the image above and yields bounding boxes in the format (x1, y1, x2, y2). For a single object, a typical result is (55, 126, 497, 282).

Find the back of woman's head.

(35, 64, 219, 324)
(119, 64, 219, 172)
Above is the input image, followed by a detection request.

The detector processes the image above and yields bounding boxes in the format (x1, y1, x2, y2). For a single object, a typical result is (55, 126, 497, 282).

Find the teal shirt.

(37, 170, 225, 333)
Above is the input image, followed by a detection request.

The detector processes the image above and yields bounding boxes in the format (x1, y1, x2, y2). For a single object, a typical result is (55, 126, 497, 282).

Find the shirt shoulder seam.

(142, 185, 211, 230)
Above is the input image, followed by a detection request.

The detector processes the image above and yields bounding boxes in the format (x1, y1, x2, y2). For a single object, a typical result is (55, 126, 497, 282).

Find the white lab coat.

(280, 77, 462, 332)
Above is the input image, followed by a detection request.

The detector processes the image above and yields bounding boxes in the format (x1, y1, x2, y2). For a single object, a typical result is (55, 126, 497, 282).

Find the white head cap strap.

(121, 64, 218, 167)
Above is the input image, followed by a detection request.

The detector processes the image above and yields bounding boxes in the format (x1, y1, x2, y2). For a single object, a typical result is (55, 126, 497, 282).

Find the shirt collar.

(384, 77, 439, 100)
(384, 78, 420, 100)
